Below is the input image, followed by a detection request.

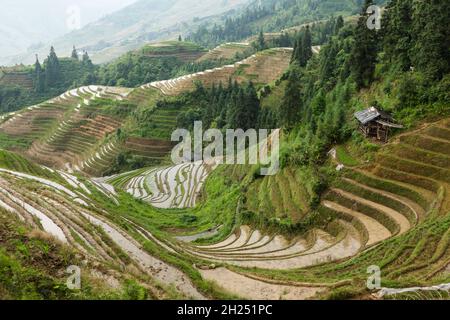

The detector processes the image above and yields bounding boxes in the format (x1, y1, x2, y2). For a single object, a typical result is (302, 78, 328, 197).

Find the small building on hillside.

(354, 107, 403, 143)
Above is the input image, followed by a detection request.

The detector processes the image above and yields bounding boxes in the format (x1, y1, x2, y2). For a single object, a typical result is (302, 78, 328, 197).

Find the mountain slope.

(2, 116, 447, 300)
(0, 149, 206, 299)
(0, 48, 292, 176)
(3, 0, 250, 66)
(0, 0, 137, 62)
(0, 0, 448, 301)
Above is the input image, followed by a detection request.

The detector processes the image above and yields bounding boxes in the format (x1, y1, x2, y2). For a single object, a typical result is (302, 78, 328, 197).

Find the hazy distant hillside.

(3, 0, 249, 66)
(0, 0, 137, 63)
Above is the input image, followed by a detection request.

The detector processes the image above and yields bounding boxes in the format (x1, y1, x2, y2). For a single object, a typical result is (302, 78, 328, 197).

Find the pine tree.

(320, 40, 339, 88)
(291, 27, 313, 67)
(82, 51, 93, 69)
(242, 82, 260, 129)
(410, 0, 450, 80)
(280, 67, 302, 129)
(349, 0, 379, 89)
(256, 30, 266, 51)
(300, 26, 313, 67)
(71, 46, 79, 60)
(178, 35, 183, 42)
(45, 46, 60, 88)
(310, 89, 326, 118)
(334, 16, 344, 35)
(291, 35, 300, 63)
(34, 54, 45, 93)
(226, 88, 240, 128)
(382, 0, 413, 71)
(217, 99, 227, 128)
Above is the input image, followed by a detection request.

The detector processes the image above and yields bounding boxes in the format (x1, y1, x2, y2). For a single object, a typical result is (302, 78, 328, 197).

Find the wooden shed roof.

(376, 119, 404, 129)
(354, 107, 394, 125)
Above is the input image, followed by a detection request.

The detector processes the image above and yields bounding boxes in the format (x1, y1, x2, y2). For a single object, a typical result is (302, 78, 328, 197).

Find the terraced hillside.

(141, 41, 207, 62)
(1, 0, 448, 303)
(0, 116, 448, 300)
(0, 72, 34, 89)
(0, 94, 79, 144)
(134, 118, 448, 299)
(106, 129, 280, 210)
(0, 85, 132, 174)
(182, 222, 362, 270)
(0, 148, 331, 300)
(245, 167, 311, 223)
(206, 119, 448, 299)
(105, 160, 219, 209)
(0, 209, 164, 300)
(86, 47, 292, 172)
(140, 48, 293, 96)
(2, 27, 446, 300)
(197, 43, 252, 62)
(0, 150, 205, 299)
(0, 48, 293, 176)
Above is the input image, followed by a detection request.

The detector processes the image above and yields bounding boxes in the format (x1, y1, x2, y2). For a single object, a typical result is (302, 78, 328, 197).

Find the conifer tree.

(71, 46, 79, 60)
(300, 26, 313, 67)
(256, 30, 266, 51)
(34, 54, 45, 93)
(291, 33, 302, 64)
(382, 0, 413, 71)
(82, 51, 93, 69)
(226, 88, 240, 128)
(280, 66, 302, 129)
(349, 0, 379, 89)
(291, 27, 313, 67)
(334, 16, 344, 35)
(320, 40, 339, 88)
(411, 0, 450, 80)
(242, 82, 260, 129)
(45, 46, 60, 88)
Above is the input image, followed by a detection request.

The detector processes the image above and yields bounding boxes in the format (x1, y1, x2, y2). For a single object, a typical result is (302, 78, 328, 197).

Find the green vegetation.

(0, 47, 94, 115)
(0, 0, 449, 301)
(187, 0, 383, 47)
(177, 81, 260, 131)
(336, 146, 360, 166)
(141, 41, 205, 55)
(0, 149, 56, 179)
(0, 211, 152, 300)
(0, 41, 239, 116)
(253, 0, 449, 205)
(0, 132, 32, 150)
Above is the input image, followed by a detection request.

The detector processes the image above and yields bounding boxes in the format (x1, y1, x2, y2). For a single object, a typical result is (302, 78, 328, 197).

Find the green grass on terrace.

(0, 210, 152, 300)
(0, 149, 60, 181)
(141, 41, 206, 55)
(336, 145, 360, 167)
(0, 132, 32, 150)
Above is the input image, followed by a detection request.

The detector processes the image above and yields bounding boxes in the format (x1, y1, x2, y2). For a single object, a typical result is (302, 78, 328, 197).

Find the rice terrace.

(0, 0, 449, 310)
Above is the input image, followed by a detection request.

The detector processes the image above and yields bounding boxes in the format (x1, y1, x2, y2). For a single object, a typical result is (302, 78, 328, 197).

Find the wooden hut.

(354, 107, 403, 143)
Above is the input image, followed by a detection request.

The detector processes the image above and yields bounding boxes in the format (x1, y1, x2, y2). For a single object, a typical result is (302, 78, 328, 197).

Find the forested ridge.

(187, 0, 379, 47)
